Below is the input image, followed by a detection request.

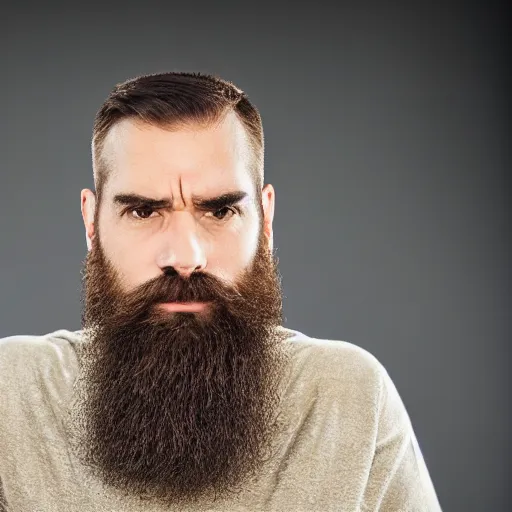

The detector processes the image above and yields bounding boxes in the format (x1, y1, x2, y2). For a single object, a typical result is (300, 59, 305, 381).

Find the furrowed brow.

(112, 191, 249, 211)
(113, 194, 171, 209)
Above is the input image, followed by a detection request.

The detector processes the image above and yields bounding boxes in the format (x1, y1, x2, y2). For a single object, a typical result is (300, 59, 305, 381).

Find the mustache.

(122, 270, 243, 308)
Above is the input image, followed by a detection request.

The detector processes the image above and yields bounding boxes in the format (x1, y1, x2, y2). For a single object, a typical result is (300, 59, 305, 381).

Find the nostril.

(163, 266, 179, 277)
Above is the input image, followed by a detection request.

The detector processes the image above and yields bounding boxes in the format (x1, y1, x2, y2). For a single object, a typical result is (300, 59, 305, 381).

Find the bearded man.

(0, 72, 442, 511)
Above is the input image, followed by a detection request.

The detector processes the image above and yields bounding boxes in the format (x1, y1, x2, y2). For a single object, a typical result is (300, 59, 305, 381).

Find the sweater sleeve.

(361, 366, 443, 511)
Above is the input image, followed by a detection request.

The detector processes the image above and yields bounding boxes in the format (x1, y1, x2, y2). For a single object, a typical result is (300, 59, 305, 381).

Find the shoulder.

(283, 327, 386, 386)
(0, 330, 83, 445)
(281, 328, 390, 407)
(282, 328, 414, 428)
(281, 327, 395, 423)
(0, 329, 82, 381)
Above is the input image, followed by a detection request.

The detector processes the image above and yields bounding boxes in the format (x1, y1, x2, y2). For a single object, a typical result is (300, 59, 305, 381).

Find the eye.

(208, 206, 238, 221)
(128, 206, 158, 220)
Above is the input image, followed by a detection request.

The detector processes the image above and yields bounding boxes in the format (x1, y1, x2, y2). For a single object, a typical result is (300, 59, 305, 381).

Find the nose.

(156, 212, 207, 278)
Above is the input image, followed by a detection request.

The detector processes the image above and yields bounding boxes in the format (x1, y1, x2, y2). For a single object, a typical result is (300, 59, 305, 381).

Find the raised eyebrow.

(192, 191, 248, 210)
(112, 191, 249, 210)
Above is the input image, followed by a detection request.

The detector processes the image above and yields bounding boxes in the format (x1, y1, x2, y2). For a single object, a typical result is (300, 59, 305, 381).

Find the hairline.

(92, 109, 263, 207)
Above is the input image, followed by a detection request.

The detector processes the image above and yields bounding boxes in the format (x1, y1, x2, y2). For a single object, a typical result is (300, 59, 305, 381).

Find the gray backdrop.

(1, 1, 510, 510)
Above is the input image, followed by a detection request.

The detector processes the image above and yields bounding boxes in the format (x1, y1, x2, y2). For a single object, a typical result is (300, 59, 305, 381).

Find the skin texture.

(81, 112, 274, 289)
(72, 113, 290, 505)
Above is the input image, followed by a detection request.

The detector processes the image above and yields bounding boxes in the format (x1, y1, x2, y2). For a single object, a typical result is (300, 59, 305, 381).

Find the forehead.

(100, 112, 254, 198)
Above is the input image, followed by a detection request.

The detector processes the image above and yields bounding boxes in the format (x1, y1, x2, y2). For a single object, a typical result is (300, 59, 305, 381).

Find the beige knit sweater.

(0, 327, 442, 511)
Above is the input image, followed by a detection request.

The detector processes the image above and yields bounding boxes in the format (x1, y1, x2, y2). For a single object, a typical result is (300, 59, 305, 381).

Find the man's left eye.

(209, 207, 237, 220)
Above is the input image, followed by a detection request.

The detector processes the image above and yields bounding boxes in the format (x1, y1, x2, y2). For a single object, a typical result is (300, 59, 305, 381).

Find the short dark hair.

(92, 72, 264, 204)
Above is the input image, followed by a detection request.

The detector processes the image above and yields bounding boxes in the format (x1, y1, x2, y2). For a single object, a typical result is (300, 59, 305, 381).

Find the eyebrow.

(112, 191, 249, 211)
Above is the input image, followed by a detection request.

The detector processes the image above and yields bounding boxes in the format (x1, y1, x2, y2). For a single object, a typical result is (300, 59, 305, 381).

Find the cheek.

(208, 223, 259, 281)
(98, 226, 156, 291)
(97, 210, 261, 288)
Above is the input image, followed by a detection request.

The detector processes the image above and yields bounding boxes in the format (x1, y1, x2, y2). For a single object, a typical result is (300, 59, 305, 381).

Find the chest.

(1, 384, 376, 511)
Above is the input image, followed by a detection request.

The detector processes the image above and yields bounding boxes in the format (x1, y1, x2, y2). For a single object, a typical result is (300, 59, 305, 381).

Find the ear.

(261, 183, 275, 252)
(81, 189, 97, 251)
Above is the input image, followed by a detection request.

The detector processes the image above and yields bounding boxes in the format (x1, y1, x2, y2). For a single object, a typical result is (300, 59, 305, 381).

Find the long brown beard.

(69, 227, 290, 505)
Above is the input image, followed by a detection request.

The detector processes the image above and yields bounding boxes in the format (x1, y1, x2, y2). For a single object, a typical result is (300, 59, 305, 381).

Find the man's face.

(74, 113, 288, 505)
(84, 111, 268, 298)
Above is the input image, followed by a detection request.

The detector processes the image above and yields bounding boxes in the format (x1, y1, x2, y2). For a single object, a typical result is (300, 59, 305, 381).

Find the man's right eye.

(128, 207, 157, 220)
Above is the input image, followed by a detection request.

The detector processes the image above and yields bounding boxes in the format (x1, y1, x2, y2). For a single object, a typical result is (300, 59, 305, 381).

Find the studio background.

(1, 1, 510, 510)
